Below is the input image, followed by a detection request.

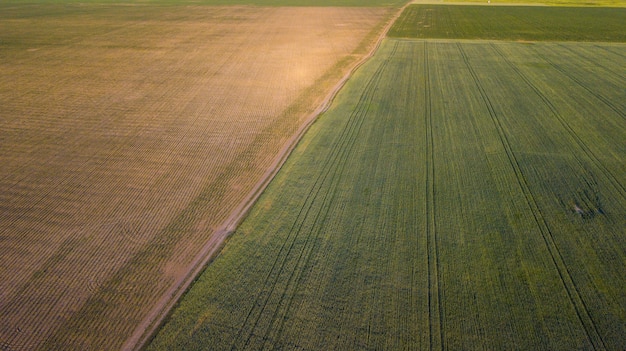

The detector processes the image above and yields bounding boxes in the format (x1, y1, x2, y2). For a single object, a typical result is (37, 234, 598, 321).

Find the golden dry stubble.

(0, 4, 392, 350)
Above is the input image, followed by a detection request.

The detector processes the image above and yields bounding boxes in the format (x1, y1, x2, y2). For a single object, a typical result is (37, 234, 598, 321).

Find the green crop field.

(147, 5, 626, 351)
(389, 5, 626, 41)
(443, 0, 626, 6)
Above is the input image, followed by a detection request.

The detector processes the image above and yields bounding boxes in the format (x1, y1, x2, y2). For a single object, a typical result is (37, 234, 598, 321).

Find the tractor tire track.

(555, 44, 626, 83)
(423, 41, 443, 351)
(490, 43, 626, 203)
(531, 45, 626, 122)
(457, 43, 607, 351)
(593, 44, 626, 61)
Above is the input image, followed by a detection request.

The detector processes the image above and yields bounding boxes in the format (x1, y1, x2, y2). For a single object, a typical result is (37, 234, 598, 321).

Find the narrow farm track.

(457, 43, 607, 351)
(146, 38, 432, 351)
(125, 5, 410, 351)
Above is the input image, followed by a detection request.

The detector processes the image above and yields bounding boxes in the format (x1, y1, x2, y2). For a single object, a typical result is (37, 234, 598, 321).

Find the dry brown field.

(0, 4, 393, 350)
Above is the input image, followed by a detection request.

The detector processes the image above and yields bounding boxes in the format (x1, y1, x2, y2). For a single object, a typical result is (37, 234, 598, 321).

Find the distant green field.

(147, 25, 626, 351)
(446, 0, 626, 6)
(389, 5, 626, 41)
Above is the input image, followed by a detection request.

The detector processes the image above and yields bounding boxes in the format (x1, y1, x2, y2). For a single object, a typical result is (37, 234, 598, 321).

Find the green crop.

(389, 5, 626, 41)
(148, 28, 626, 351)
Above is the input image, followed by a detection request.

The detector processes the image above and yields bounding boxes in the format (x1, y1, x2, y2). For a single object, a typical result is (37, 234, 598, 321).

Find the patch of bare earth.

(0, 5, 392, 350)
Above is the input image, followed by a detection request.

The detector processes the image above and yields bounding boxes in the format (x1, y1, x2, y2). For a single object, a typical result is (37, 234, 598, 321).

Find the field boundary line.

(124, 3, 412, 351)
(458, 43, 606, 351)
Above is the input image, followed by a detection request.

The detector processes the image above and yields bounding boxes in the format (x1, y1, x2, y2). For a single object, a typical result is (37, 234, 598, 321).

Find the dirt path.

(123, 4, 410, 351)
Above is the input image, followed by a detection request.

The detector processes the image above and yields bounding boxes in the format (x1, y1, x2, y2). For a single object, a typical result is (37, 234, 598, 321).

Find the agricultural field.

(0, 2, 399, 350)
(438, 0, 626, 6)
(2, 0, 407, 5)
(147, 5, 626, 351)
(389, 5, 626, 41)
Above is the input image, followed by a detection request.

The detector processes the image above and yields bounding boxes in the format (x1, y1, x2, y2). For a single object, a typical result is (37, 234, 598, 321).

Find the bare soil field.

(0, 4, 393, 350)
